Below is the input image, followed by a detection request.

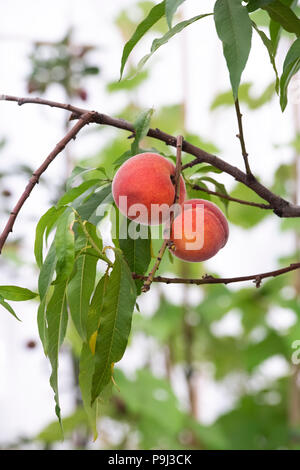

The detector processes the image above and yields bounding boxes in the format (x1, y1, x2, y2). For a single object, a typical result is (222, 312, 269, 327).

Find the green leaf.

(87, 273, 110, 342)
(264, 0, 300, 36)
(213, 393, 288, 450)
(67, 232, 98, 341)
(75, 221, 109, 264)
(119, 218, 151, 294)
(35, 206, 66, 268)
(280, 217, 300, 232)
(66, 166, 91, 190)
(268, 1, 295, 53)
(195, 165, 223, 174)
(0, 295, 21, 321)
(269, 19, 281, 54)
(186, 179, 211, 201)
(214, 0, 252, 98)
(107, 69, 149, 92)
(271, 162, 294, 197)
(134, 298, 182, 343)
(112, 203, 120, 249)
(228, 182, 270, 227)
(91, 250, 137, 403)
(185, 132, 220, 155)
(113, 150, 134, 169)
(249, 1, 296, 52)
(113, 149, 150, 169)
(38, 241, 57, 300)
(46, 280, 68, 427)
(44, 208, 69, 245)
(37, 297, 48, 354)
(211, 82, 275, 110)
(78, 343, 99, 439)
(113, 369, 185, 448)
(36, 408, 88, 444)
(95, 166, 109, 179)
(165, 0, 186, 28)
(280, 37, 300, 111)
(197, 176, 229, 213)
(0, 285, 37, 301)
(137, 14, 212, 72)
(83, 66, 100, 75)
(151, 103, 182, 135)
(57, 179, 100, 208)
(131, 108, 154, 155)
(37, 241, 57, 355)
(78, 273, 109, 440)
(252, 21, 279, 92)
(77, 184, 113, 225)
(120, 1, 166, 78)
(247, 0, 274, 12)
(54, 208, 75, 283)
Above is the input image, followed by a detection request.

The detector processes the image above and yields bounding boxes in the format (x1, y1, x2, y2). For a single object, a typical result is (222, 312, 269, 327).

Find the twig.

(141, 240, 168, 293)
(173, 135, 183, 205)
(0, 94, 87, 115)
(1, 95, 300, 288)
(2, 94, 300, 217)
(133, 261, 300, 287)
(142, 136, 183, 293)
(0, 111, 95, 253)
(234, 99, 253, 178)
(189, 183, 272, 209)
(73, 212, 114, 268)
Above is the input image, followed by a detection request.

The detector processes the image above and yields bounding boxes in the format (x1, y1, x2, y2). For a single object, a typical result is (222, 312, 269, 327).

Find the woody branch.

(1, 95, 300, 289)
(1, 94, 299, 217)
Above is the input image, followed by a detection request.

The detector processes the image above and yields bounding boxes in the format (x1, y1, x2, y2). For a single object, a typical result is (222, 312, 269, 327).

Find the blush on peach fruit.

(169, 199, 229, 262)
(112, 153, 186, 225)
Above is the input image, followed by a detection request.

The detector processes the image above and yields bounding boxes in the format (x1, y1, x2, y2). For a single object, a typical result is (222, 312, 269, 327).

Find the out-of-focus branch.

(289, 101, 300, 429)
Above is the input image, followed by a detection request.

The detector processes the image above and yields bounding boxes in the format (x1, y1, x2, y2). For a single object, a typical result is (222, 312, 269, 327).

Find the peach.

(169, 199, 229, 262)
(112, 153, 186, 225)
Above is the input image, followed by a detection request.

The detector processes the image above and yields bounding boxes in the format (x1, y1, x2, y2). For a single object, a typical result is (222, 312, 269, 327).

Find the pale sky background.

(0, 0, 299, 447)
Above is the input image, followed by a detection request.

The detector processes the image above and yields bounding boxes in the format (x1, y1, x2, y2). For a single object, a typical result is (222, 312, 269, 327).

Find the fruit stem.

(73, 210, 114, 268)
(142, 136, 183, 293)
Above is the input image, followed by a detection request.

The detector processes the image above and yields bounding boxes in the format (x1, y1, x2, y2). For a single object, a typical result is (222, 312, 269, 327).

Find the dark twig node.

(255, 276, 262, 288)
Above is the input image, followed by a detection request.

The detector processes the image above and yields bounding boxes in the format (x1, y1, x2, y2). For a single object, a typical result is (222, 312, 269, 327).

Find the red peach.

(169, 199, 229, 262)
(112, 153, 186, 225)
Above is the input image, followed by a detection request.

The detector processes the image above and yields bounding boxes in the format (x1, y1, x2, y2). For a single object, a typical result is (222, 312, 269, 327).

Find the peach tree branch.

(188, 182, 272, 210)
(1, 94, 299, 218)
(1, 95, 300, 289)
(133, 261, 300, 288)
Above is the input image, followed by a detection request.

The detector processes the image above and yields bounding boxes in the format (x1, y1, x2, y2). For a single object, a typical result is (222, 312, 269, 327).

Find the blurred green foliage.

(27, 29, 99, 99)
